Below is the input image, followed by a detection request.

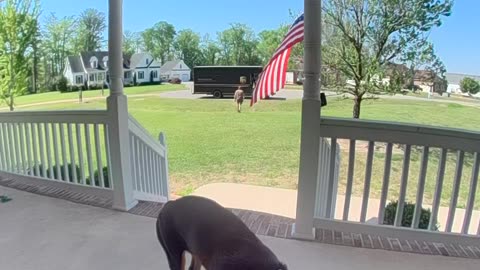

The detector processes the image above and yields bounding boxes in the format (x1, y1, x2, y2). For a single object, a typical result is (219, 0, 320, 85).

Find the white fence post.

(159, 132, 170, 200)
(107, 0, 137, 211)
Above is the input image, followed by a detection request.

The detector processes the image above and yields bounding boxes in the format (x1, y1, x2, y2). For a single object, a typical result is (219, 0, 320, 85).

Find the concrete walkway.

(1, 186, 478, 270)
(193, 183, 480, 235)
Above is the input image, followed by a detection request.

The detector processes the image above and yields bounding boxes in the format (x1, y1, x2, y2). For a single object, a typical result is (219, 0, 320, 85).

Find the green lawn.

(15, 96, 480, 209)
(2, 84, 186, 109)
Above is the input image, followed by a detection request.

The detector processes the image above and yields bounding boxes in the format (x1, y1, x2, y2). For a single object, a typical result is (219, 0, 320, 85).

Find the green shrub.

(87, 167, 110, 188)
(383, 201, 438, 230)
(33, 163, 81, 182)
(29, 164, 110, 188)
(56, 76, 69, 92)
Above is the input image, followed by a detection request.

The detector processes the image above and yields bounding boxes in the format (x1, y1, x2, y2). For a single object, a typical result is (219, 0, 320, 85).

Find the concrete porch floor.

(1, 186, 478, 270)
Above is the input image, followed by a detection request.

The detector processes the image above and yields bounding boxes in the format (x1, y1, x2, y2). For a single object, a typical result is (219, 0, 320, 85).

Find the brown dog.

(156, 196, 288, 270)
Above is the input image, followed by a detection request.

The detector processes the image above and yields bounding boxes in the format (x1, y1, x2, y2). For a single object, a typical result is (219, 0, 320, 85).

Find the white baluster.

(395, 145, 411, 227)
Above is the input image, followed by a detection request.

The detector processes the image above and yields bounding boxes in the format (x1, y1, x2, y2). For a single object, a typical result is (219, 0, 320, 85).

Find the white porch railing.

(0, 111, 112, 188)
(311, 117, 480, 245)
(128, 115, 169, 203)
(314, 138, 341, 218)
(0, 110, 169, 205)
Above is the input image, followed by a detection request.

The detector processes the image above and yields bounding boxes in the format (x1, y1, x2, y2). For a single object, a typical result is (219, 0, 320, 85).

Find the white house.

(129, 52, 162, 85)
(159, 60, 191, 82)
(64, 52, 164, 88)
(64, 51, 133, 88)
(445, 73, 480, 95)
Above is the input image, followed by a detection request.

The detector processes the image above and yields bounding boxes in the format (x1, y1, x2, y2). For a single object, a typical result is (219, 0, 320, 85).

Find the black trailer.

(192, 66, 263, 98)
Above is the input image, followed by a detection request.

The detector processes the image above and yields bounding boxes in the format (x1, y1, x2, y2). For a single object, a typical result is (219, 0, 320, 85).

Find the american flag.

(251, 14, 304, 106)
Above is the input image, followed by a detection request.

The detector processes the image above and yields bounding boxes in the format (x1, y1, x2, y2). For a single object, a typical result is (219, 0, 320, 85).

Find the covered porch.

(2, 186, 479, 270)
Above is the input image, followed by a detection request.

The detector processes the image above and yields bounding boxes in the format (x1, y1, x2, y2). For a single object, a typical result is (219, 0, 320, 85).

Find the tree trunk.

(409, 66, 415, 92)
(353, 95, 362, 119)
(33, 42, 38, 93)
(9, 95, 14, 112)
(9, 55, 15, 112)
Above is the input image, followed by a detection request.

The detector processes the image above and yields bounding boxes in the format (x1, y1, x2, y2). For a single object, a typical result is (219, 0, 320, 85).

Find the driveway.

(1, 186, 478, 270)
(159, 89, 339, 100)
(166, 84, 479, 107)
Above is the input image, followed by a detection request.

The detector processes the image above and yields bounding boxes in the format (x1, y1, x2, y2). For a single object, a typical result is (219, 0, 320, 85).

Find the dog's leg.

(157, 216, 186, 270)
(188, 255, 202, 270)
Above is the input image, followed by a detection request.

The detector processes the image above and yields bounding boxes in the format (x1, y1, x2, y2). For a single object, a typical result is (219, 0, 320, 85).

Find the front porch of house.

(3, 185, 477, 270)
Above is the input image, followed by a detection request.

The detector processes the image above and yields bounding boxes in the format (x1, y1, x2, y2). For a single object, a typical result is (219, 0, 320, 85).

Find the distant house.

(64, 51, 164, 88)
(414, 70, 447, 94)
(159, 60, 191, 82)
(445, 73, 480, 95)
(129, 52, 162, 85)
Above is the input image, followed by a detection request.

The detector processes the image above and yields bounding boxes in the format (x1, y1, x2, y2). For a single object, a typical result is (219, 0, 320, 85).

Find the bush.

(87, 167, 110, 188)
(460, 77, 480, 95)
(56, 76, 69, 92)
(383, 201, 438, 230)
(32, 163, 81, 182)
(29, 163, 110, 188)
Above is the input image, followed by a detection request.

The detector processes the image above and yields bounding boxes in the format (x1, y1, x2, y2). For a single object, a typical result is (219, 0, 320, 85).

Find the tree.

(400, 39, 445, 92)
(322, 0, 452, 118)
(123, 30, 142, 57)
(142, 21, 176, 64)
(74, 9, 106, 52)
(174, 29, 202, 69)
(0, 0, 40, 111)
(217, 24, 261, 65)
(201, 34, 221, 65)
(257, 26, 288, 65)
(460, 77, 480, 95)
(42, 13, 76, 77)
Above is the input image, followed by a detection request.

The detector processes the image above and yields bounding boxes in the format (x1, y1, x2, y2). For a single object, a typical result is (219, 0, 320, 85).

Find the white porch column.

(107, 0, 137, 211)
(292, 0, 322, 240)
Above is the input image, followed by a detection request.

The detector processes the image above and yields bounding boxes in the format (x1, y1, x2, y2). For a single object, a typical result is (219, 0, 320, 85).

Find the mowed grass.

(21, 96, 480, 209)
(2, 84, 186, 108)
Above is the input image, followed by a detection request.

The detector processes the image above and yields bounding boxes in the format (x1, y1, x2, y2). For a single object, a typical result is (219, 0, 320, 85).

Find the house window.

(180, 64, 182, 69)
(75, 75, 83, 84)
(138, 71, 144, 79)
(146, 59, 149, 65)
(89, 74, 95, 82)
(98, 73, 105, 80)
(124, 72, 131, 79)
(152, 71, 158, 78)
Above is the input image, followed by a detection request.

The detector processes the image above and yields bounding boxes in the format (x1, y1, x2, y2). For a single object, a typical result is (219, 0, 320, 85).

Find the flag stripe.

(251, 13, 304, 106)
(268, 23, 304, 64)
(271, 57, 279, 96)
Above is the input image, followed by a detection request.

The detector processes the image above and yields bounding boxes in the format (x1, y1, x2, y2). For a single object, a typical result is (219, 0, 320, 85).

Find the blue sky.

(41, 0, 479, 75)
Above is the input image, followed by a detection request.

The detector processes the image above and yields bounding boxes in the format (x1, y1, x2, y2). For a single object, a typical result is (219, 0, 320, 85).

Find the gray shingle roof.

(160, 60, 182, 73)
(81, 51, 109, 70)
(79, 51, 131, 70)
(68, 56, 84, 73)
(130, 53, 148, 69)
(445, 73, 480, 85)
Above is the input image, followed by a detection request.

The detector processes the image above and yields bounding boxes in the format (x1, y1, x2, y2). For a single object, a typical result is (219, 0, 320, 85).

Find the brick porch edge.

(1, 176, 479, 260)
